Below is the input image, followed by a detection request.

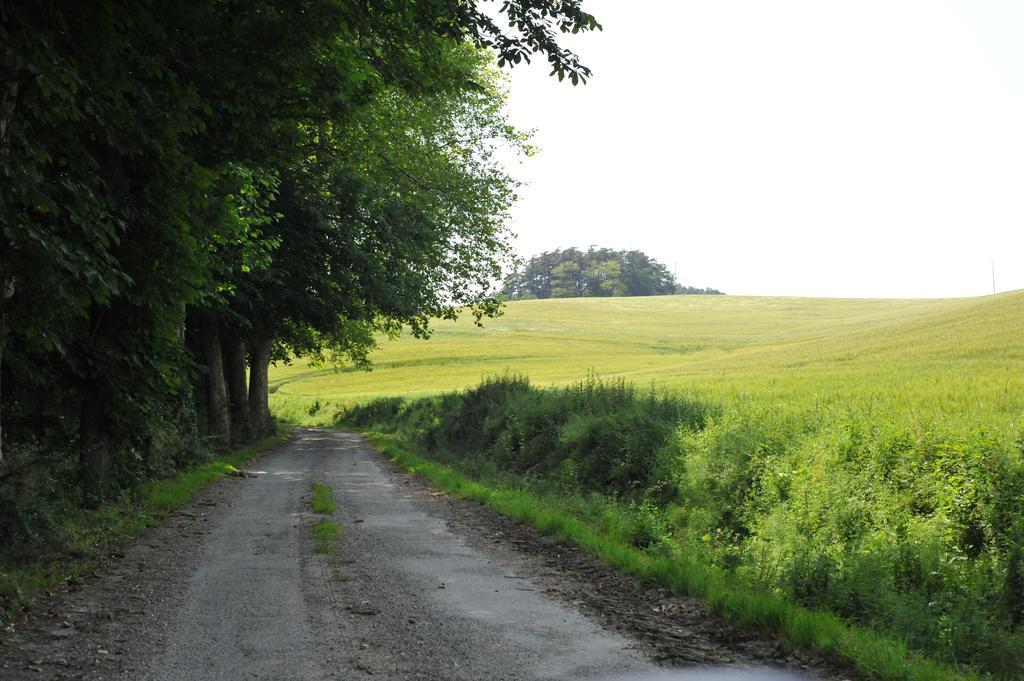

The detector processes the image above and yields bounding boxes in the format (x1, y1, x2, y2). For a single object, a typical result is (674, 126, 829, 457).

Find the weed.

(311, 482, 335, 514)
(312, 520, 340, 554)
(309, 482, 339, 555)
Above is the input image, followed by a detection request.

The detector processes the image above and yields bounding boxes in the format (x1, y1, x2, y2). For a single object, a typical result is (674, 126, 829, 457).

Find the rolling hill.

(270, 290, 1024, 426)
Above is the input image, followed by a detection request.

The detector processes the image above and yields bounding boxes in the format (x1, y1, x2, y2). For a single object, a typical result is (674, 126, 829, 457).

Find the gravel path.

(320, 429, 651, 680)
(1, 429, 845, 681)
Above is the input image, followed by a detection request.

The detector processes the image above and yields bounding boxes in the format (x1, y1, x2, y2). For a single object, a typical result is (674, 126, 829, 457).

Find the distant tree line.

(500, 248, 723, 299)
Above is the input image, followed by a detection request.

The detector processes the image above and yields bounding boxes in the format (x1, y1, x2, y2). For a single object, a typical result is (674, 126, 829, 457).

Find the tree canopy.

(0, 0, 601, 531)
(501, 248, 724, 299)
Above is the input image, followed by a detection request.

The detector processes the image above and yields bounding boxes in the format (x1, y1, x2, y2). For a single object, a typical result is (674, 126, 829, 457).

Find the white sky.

(500, 1, 1024, 298)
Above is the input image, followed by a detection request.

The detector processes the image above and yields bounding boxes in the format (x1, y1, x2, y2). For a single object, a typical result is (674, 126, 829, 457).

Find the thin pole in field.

(991, 261, 996, 295)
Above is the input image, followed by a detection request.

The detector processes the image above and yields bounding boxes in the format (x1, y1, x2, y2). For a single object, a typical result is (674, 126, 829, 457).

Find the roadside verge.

(0, 433, 288, 625)
(364, 430, 979, 681)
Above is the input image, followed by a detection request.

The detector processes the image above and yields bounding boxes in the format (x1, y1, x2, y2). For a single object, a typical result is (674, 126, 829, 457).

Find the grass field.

(270, 290, 1024, 427)
(271, 290, 1024, 679)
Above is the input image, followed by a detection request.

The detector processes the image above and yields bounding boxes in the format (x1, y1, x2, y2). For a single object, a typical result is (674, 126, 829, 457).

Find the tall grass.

(342, 375, 1024, 679)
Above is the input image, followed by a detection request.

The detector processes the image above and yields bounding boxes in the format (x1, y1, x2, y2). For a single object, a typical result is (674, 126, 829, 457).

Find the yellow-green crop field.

(270, 290, 1024, 427)
(274, 290, 1024, 677)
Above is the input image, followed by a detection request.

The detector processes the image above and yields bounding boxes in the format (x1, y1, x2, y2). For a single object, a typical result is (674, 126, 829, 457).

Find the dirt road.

(1, 430, 844, 681)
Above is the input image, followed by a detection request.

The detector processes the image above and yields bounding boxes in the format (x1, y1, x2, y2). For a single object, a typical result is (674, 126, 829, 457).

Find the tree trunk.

(198, 313, 230, 450)
(248, 337, 272, 437)
(79, 376, 112, 501)
(222, 325, 251, 444)
(0, 68, 18, 151)
(0, 287, 7, 467)
(0, 63, 18, 467)
(0, 309, 5, 468)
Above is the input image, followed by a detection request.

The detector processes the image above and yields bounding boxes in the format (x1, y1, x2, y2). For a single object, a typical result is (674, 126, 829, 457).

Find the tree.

(585, 259, 626, 296)
(502, 247, 723, 299)
(0, 1, 226, 494)
(0, 0, 602, 501)
(224, 44, 527, 431)
(185, 1, 600, 444)
(551, 261, 586, 298)
(618, 250, 676, 296)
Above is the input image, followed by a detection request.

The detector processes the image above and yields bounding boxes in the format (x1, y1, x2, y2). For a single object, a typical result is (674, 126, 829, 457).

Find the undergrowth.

(0, 434, 287, 624)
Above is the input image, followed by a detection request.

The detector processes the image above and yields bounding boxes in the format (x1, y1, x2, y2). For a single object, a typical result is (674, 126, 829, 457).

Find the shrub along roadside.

(0, 433, 288, 624)
(340, 374, 1024, 679)
(365, 431, 979, 681)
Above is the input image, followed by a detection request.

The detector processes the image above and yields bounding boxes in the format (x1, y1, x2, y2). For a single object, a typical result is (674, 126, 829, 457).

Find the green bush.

(340, 376, 1024, 679)
(344, 396, 407, 430)
(0, 441, 77, 561)
(491, 389, 570, 475)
